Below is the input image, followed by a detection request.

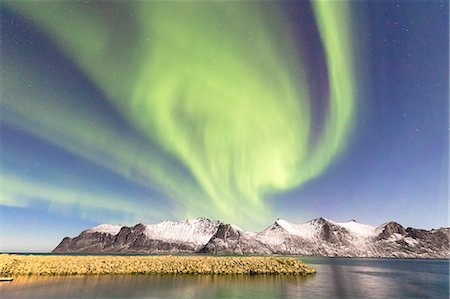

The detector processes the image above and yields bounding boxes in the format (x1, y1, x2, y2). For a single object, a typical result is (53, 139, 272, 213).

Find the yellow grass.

(0, 254, 315, 276)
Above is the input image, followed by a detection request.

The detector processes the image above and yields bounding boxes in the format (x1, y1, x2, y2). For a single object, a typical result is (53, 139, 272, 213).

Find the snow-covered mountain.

(142, 218, 221, 250)
(53, 217, 449, 258)
(257, 218, 449, 258)
(53, 218, 221, 254)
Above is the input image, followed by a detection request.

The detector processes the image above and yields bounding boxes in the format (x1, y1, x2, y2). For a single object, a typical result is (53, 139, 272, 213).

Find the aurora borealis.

(1, 1, 448, 251)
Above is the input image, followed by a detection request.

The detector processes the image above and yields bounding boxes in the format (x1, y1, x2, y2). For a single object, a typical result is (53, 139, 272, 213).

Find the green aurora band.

(4, 1, 355, 227)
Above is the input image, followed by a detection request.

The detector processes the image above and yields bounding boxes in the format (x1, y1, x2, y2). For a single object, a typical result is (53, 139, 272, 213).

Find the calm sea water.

(1, 257, 448, 298)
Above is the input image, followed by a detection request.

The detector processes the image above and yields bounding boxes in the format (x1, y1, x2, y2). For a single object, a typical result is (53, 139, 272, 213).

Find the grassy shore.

(0, 254, 315, 276)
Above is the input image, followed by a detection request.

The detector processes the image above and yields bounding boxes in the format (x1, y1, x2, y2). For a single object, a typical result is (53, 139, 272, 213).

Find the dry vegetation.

(0, 254, 315, 276)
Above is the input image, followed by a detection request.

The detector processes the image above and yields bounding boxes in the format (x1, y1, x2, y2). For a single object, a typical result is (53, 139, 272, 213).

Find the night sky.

(1, 1, 448, 252)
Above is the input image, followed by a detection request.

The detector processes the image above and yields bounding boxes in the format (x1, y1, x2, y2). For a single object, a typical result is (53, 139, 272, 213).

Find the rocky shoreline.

(0, 254, 316, 276)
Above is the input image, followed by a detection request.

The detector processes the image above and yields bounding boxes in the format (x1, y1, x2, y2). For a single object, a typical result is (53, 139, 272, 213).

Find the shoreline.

(4, 252, 448, 260)
(0, 254, 316, 276)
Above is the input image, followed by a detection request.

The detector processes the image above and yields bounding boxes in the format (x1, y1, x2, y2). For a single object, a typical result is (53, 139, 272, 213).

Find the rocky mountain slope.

(199, 223, 272, 255)
(53, 217, 449, 258)
(53, 218, 221, 254)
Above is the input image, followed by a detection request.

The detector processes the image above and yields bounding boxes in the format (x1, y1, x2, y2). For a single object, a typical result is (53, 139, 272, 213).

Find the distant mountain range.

(53, 218, 449, 258)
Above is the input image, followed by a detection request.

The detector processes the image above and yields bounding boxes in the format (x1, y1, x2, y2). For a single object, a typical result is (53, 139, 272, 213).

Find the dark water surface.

(1, 257, 448, 298)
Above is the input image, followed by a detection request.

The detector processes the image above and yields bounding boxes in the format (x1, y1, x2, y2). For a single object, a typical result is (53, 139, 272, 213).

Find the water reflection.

(1, 258, 448, 299)
(1, 274, 313, 299)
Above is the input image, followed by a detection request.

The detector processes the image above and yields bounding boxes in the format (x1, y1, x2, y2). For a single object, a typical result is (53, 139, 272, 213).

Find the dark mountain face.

(406, 227, 449, 250)
(200, 224, 272, 255)
(53, 232, 117, 253)
(53, 218, 449, 258)
(376, 222, 407, 240)
(320, 221, 351, 245)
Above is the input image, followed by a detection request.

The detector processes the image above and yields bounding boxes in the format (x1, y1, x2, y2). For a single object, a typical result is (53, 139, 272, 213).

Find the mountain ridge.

(53, 217, 449, 258)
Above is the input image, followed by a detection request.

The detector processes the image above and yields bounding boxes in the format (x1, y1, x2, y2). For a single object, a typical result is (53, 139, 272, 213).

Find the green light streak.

(299, 1, 355, 181)
(1, 174, 169, 223)
(4, 2, 356, 228)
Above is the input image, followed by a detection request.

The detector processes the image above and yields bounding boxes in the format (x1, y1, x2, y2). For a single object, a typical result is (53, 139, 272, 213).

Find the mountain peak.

(307, 217, 333, 225)
(275, 218, 290, 225)
(376, 221, 406, 240)
(86, 224, 122, 235)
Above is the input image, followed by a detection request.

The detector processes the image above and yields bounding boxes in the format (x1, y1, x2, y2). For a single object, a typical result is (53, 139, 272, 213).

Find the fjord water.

(1, 258, 448, 299)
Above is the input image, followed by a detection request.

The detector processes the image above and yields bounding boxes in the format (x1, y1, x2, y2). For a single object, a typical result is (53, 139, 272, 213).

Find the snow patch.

(336, 220, 377, 238)
(87, 224, 122, 235)
(231, 224, 257, 237)
(143, 218, 221, 246)
(404, 237, 419, 246)
(275, 219, 319, 239)
(387, 233, 403, 241)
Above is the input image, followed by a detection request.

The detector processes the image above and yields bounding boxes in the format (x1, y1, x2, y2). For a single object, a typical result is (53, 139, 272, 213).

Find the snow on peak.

(143, 218, 221, 245)
(230, 224, 257, 236)
(230, 224, 243, 231)
(275, 218, 290, 227)
(87, 224, 122, 235)
(266, 218, 377, 240)
(273, 218, 320, 239)
(336, 220, 377, 238)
